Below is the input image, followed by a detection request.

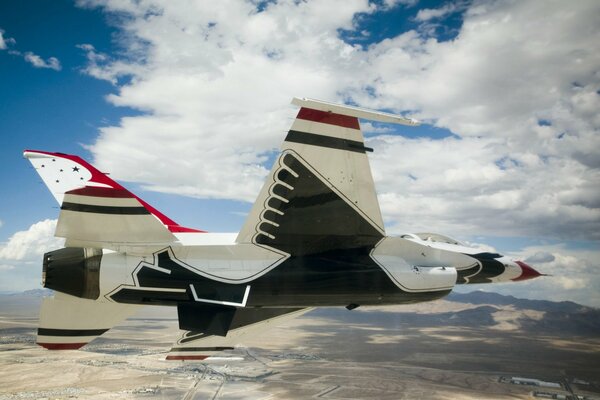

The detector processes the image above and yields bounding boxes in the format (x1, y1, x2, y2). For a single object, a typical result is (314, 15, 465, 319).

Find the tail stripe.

(296, 107, 360, 129)
(61, 202, 150, 215)
(68, 186, 133, 198)
(38, 328, 109, 337)
(285, 130, 373, 153)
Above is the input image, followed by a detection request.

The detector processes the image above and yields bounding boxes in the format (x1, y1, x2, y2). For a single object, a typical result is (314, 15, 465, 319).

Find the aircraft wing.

(23, 150, 200, 249)
(166, 307, 313, 360)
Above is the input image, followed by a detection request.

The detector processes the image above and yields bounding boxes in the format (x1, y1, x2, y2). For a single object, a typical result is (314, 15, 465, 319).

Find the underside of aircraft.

(24, 97, 542, 360)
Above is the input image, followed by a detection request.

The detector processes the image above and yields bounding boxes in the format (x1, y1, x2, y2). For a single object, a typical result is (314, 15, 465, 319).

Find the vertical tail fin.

(24, 150, 201, 248)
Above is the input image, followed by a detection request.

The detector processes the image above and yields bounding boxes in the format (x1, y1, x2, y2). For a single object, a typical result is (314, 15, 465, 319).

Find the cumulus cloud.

(0, 28, 61, 71)
(23, 51, 62, 71)
(0, 29, 15, 50)
(72, 0, 599, 244)
(415, 3, 457, 21)
(0, 219, 63, 292)
(460, 244, 600, 307)
(0, 219, 63, 261)
(525, 252, 556, 264)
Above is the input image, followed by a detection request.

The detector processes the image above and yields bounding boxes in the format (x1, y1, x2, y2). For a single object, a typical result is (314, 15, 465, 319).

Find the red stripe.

(167, 225, 205, 233)
(38, 342, 87, 350)
(67, 186, 134, 198)
(296, 108, 360, 129)
(166, 355, 209, 361)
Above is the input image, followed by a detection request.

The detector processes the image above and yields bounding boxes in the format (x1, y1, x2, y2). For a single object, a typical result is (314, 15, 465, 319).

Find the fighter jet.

(24, 97, 541, 360)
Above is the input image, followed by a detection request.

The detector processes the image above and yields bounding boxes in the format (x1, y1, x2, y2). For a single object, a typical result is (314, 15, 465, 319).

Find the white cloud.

(383, 0, 419, 9)
(0, 219, 63, 292)
(73, 0, 599, 245)
(0, 219, 63, 261)
(0, 28, 61, 71)
(0, 28, 15, 50)
(457, 243, 600, 307)
(415, 3, 457, 21)
(23, 51, 62, 71)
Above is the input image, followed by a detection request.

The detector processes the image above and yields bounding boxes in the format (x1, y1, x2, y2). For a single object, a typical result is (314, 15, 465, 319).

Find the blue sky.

(0, 0, 249, 234)
(0, 0, 598, 306)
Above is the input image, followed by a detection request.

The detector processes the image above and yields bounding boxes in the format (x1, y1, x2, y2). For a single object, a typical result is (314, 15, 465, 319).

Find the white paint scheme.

(370, 237, 465, 292)
(100, 245, 288, 298)
(57, 209, 175, 245)
(291, 97, 420, 126)
(400, 233, 491, 257)
(63, 193, 141, 207)
(23, 151, 92, 204)
(37, 292, 140, 345)
(99, 251, 138, 299)
(170, 244, 287, 283)
(400, 233, 523, 282)
(173, 232, 237, 246)
(290, 117, 363, 142)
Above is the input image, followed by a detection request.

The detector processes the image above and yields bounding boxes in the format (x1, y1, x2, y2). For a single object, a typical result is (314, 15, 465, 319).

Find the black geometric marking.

(37, 328, 109, 337)
(176, 307, 305, 343)
(60, 202, 150, 215)
(109, 249, 248, 306)
(285, 130, 373, 153)
(464, 255, 506, 283)
(456, 263, 482, 284)
(170, 346, 234, 352)
(255, 152, 383, 256)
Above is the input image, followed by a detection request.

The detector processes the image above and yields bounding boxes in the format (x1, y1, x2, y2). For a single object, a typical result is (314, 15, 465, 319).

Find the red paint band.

(167, 225, 205, 233)
(296, 108, 360, 130)
(67, 186, 134, 198)
(38, 342, 87, 350)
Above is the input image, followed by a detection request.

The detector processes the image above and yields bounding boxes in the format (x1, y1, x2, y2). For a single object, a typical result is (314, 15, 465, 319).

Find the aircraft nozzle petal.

(513, 261, 542, 281)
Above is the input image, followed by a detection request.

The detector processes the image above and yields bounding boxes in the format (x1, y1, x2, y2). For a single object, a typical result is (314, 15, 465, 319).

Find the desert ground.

(1, 291, 599, 399)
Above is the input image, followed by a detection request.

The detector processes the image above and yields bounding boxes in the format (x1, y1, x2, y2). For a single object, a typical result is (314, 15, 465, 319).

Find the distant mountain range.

(1, 288, 53, 297)
(447, 291, 593, 313)
(313, 290, 600, 337)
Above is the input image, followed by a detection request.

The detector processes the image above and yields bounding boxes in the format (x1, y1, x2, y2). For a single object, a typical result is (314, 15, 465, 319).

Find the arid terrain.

(1, 290, 599, 399)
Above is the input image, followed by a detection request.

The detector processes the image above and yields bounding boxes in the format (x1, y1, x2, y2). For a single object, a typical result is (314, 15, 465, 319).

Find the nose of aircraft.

(512, 261, 542, 281)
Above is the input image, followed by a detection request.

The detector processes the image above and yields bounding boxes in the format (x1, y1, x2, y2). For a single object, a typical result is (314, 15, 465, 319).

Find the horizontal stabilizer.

(37, 293, 139, 350)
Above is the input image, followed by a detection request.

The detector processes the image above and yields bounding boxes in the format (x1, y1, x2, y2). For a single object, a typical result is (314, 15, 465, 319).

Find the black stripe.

(61, 202, 150, 215)
(38, 328, 109, 337)
(285, 130, 373, 153)
(170, 347, 234, 352)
